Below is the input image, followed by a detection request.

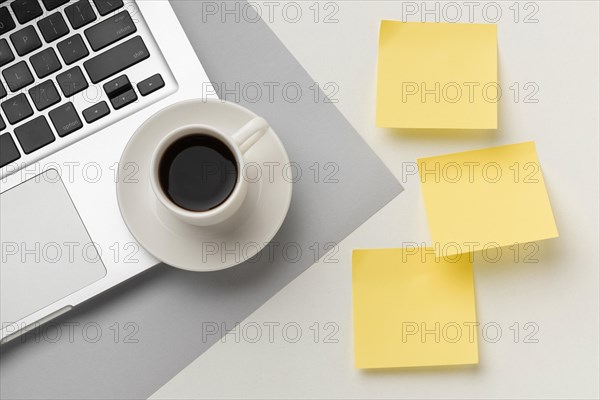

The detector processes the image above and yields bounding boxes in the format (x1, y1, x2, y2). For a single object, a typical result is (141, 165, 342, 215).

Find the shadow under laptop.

(0, 210, 301, 356)
(0, 265, 167, 357)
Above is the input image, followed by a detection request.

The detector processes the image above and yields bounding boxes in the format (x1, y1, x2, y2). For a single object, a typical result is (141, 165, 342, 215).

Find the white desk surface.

(151, 2, 599, 398)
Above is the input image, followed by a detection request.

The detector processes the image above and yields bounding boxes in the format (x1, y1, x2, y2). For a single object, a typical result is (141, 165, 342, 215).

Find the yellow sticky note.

(352, 248, 478, 369)
(418, 142, 558, 256)
(376, 21, 498, 129)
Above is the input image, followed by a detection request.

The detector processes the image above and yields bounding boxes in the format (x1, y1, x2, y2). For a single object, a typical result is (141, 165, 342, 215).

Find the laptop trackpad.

(1, 169, 106, 327)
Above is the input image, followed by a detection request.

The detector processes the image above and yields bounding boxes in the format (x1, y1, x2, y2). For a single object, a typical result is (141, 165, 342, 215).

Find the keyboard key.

(138, 73, 164, 96)
(28, 80, 60, 110)
(109, 87, 136, 109)
(84, 36, 149, 83)
(92, 0, 123, 16)
(82, 100, 109, 123)
(37, 12, 69, 43)
(56, 66, 88, 96)
(1, 93, 33, 124)
(49, 102, 82, 137)
(10, 25, 42, 56)
(0, 114, 4, 130)
(57, 34, 89, 65)
(64, 0, 96, 29)
(30, 47, 62, 78)
(85, 10, 136, 51)
(0, 133, 21, 168)
(102, 74, 137, 109)
(0, 38, 15, 67)
(14, 115, 55, 153)
(0, 7, 16, 35)
(10, 0, 42, 24)
(2, 61, 34, 92)
(41, 0, 70, 11)
(103, 74, 129, 97)
(0, 81, 6, 99)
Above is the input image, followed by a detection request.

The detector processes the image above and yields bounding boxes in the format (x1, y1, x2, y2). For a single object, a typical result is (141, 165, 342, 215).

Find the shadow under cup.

(157, 134, 239, 212)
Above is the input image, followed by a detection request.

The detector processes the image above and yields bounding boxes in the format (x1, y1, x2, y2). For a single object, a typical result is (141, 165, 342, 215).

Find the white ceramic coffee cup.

(149, 117, 269, 226)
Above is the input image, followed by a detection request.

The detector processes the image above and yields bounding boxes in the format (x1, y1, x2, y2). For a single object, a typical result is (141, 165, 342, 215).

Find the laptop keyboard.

(0, 0, 173, 174)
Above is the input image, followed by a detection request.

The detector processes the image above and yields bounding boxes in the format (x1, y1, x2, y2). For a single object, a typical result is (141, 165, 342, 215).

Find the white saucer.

(116, 99, 292, 272)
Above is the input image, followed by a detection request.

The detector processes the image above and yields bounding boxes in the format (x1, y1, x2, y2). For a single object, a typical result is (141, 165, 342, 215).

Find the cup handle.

(232, 117, 269, 154)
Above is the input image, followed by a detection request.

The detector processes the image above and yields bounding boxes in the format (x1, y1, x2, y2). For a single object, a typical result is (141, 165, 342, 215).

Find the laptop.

(0, 0, 216, 343)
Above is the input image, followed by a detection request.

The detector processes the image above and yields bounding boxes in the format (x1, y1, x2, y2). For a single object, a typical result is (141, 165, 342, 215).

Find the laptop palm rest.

(0, 169, 106, 331)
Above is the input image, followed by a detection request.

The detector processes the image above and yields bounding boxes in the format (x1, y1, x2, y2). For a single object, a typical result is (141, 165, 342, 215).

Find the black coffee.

(158, 135, 238, 212)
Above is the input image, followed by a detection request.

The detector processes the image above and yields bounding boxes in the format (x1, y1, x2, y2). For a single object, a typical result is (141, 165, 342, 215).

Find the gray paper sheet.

(0, 1, 402, 398)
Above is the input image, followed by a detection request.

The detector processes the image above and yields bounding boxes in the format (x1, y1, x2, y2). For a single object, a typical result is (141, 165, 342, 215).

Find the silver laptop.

(0, 0, 215, 343)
